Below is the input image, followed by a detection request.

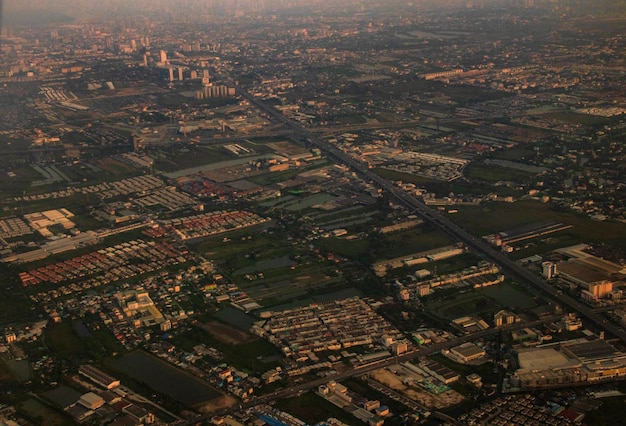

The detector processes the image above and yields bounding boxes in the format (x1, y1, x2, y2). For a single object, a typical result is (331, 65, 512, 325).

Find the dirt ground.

(201, 321, 256, 345)
(196, 395, 238, 413)
(370, 368, 465, 409)
(94, 157, 137, 175)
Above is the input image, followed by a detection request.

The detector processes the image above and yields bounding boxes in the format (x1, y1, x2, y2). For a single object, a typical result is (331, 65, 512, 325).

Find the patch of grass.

(45, 321, 88, 360)
(376, 227, 453, 259)
(571, 396, 626, 426)
(68, 213, 102, 230)
(6, 193, 91, 216)
(539, 111, 608, 126)
(94, 158, 139, 176)
(0, 355, 18, 383)
(153, 145, 236, 172)
(427, 293, 497, 320)
(18, 398, 70, 426)
(248, 169, 303, 186)
(451, 200, 626, 249)
(171, 326, 282, 374)
(315, 237, 371, 260)
(274, 391, 363, 426)
(194, 232, 287, 264)
(0, 265, 37, 325)
(464, 163, 534, 183)
(491, 146, 536, 161)
(508, 232, 583, 259)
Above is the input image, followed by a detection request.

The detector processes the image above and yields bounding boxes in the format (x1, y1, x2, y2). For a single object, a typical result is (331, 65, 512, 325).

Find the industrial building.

(449, 342, 486, 363)
(420, 360, 460, 384)
(78, 392, 105, 410)
(542, 261, 557, 280)
(507, 338, 626, 390)
(78, 365, 121, 390)
(494, 310, 518, 327)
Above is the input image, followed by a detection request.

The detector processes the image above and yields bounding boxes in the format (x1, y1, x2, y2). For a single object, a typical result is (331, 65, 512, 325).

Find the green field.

(375, 227, 453, 259)
(463, 163, 534, 183)
(18, 398, 70, 426)
(153, 145, 237, 172)
(426, 292, 498, 320)
(111, 350, 221, 405)
(5, 193, 92, 216)
(508, 232, 583, 260)
(491, 146, 536, 161)
(451, 200, 626, 249)
(0, 355, 17, 383)
(274, 392, 363, 426)
(194, 230, 291, 268)
(478, 282, 536, 310)
(539, 111, 608, 126)
(171, 326, 281, 374)
(248, 168, 306, 186)
(315, 237, 371, 260)
(373, 167, 521, 197)
(0, 264, 36, 325)
(45, 321, 88, 359)
(584, 391, 626, 426)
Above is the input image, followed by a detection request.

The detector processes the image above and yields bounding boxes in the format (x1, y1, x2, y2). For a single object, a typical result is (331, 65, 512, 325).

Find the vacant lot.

(478, 283, 536, 310)
(111, 351, 221, 406)
(370, 368, 465, 409)
(452, 200, 626, 249)
(18, 398, 69, 426)
(426, 292, 498, 321)
(274, 392, 362, 426)
(200, 321, 256, 345)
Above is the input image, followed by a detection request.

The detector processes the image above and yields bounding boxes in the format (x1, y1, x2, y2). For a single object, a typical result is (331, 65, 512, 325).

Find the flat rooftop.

(452, 342, 484, 358)
(517, 348, 579, 372)
(558, 260, 609, 284)
(562, 340, 622, 362)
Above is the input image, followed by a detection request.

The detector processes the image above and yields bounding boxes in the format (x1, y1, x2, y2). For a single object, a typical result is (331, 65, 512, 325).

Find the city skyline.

(3, 0, 625, 24)
(0, 0, 625, 424)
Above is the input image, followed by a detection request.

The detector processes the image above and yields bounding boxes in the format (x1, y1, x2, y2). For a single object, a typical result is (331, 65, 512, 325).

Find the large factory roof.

(517, 348, 579, 372)
(562, 340, 622, 362)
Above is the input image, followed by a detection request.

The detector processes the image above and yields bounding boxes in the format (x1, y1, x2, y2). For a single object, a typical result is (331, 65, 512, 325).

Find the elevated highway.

(241, 91, 626, 346)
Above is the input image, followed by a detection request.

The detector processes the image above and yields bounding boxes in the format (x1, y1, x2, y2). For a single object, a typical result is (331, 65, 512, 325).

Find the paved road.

(174, 315, 564, 426)
(238, 91, 626, 346)
(174, 90, 626, 425)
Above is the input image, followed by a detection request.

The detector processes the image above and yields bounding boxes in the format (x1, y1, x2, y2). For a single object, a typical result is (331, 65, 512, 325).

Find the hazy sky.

(2, 0, 625, 26)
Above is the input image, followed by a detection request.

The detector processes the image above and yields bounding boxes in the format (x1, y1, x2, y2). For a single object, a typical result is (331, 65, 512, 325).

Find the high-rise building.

(588, 280, 613, 299)
(160, 50, 168, 64)
(178, 67, 184, 81)
(542, 261, 557, 280)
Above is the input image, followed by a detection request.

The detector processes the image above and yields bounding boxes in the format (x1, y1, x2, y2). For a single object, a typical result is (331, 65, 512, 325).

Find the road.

(174, 315, 562, 426)
(238, 91, 626, 346)
(174, 331, 482, 425)
(174, 89, 626, 425)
